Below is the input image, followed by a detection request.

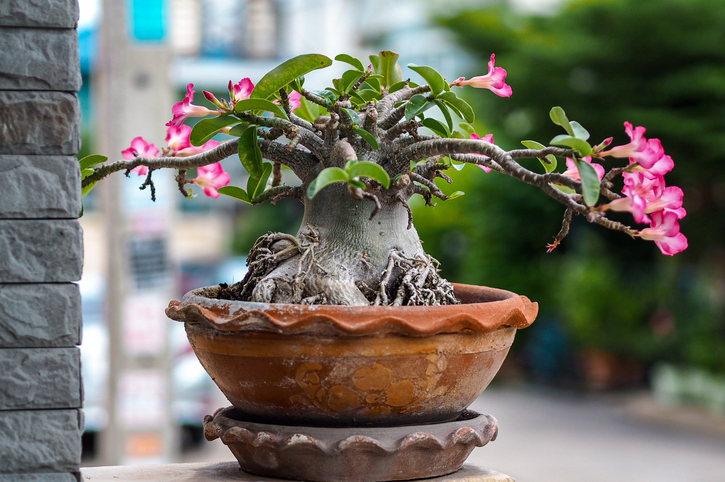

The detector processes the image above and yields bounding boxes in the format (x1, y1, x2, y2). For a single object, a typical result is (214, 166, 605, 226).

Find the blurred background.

(77, 0, 725, 479)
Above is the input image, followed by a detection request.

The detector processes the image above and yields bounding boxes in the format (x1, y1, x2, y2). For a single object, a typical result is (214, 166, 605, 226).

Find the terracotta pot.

(166, 283, 537, 426)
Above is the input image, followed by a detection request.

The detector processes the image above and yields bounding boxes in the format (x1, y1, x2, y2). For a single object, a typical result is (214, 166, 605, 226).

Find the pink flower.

(643, 185, 686, 217)
(470, 133, 495, 172)
(600, 122, 665, 169)
(452, 54, 512, 98)
(166, 83, 218, 127)
(288, 91, 302, 112)
(121, 137, 159, 176)
(202, 90, 225, 110)
(639, 210, 688, 255)
(190, 162, 230, 198)
(562, 157, 605, 182)
(176, 139, 221, 158)
(274, 90, 302, 113)
(229, 78, 254, 104)
(633, 154, 674, 179)
(165, 125, 192, 152)
(603, 195, 649, 224)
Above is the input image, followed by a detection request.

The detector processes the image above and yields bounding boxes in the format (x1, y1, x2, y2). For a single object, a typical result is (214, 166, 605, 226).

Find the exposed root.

(218, 230, 459, 307)
(230, 232, 304, 301)
(395, 192, 415, 230)
(373, 250, 459, 306)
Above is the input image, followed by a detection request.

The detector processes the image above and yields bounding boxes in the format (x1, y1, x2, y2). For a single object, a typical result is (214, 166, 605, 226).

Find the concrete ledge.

(0, 347, 81, 409)
(0, 155, 81, 219)
(2, 473, 79, 481)
(0, 283, 81, 348)
(0, 220, 83, 282)
(0, 91, 80, 156)
(0, 28, 81, 91)
(0, 0, 79, 28)
(0, 409, 82, 474)
(81, 462, 514, 481)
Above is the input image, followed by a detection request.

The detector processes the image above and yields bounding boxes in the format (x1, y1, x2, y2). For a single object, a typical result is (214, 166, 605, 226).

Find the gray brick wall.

(0, 2, 83, 480)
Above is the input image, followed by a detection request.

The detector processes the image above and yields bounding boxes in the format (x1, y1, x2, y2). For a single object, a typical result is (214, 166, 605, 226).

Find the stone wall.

(0, 1, 83, 480)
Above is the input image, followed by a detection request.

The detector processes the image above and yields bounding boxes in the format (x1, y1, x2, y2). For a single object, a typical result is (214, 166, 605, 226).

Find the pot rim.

(166, 283, 538, 336)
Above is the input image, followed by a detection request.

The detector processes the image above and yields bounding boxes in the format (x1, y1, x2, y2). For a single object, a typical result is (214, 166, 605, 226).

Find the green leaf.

(190, 115, 240, 146)
(422, 118, 450, 137)
(450, 159, 466, 171)
(335, 54, 365, 72)
(307, 167, 349, 199)
(434, 100, 454, 131)
(217, 186, 251, 204)
(521, 140, 547, 150)
(356, 89, 380, 102)
(369, 54, 380, 73)
(438, 91, 475, 123)
(362, 77, 381, 93)
(522, 140, 557, 172)
(314, 90, 336, 103)
(550, 135, 592, 156)
(234, 98, 289, 119)
(448, 191, 465, 199)
(82, 181, 97, 197)
(553, 184, 576, 195)
(237, 125, 263, 178)
(228, 123, 250, 137)
(294, 96, 321, 123)
(569, 121, 590, 141)
(79, 154, 107, 171)
(251, 54, 332, 100)
(405, 94, 430, 121)
(342, 108, 360, 125)
(576, 158, 601, 206)
(549, 106, 574, 136)
(376, 51, 403, 88)
(348, 179, 366, 189)
(458, 123, 476, 136)
(289, 76, 305, 93)
(346, 161, 390, 188)
(332, 77, 344, 94)
(341, 69, 365, 93)
(247, 162, 274, 199)
(543, 154, 558, 171)
(407, 64, 447, 95)
(355, 127, 379, 150)
(389, 80, 419, 93)
(80, 168, 94, 179)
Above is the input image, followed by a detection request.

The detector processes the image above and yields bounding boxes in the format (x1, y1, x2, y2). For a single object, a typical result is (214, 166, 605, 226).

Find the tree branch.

(377, 84, 431, 124)
(236, 112, 324, 160)
(82, 138, 241, 188)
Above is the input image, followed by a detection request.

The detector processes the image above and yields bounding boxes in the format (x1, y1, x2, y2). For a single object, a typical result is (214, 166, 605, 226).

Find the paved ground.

(177, 384, 725, 482)
(467, 385, 725, 482)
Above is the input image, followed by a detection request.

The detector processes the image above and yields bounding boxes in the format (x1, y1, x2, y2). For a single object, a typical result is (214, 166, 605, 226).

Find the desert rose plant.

(80, 51, 687, 306)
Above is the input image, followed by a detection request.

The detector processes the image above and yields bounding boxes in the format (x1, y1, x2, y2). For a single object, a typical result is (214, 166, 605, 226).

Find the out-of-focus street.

(178, 385, 725, 482)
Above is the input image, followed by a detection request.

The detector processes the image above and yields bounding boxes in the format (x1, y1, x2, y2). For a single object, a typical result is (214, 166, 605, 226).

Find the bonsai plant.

(79, 51, 687, 481)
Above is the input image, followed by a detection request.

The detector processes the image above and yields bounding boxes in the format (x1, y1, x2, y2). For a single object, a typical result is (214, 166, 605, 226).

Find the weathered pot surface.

(166, 283, 538, 426)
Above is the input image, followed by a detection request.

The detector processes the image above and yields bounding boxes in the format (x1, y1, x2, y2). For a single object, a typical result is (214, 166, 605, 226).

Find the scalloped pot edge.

(165, 283, 538, 336)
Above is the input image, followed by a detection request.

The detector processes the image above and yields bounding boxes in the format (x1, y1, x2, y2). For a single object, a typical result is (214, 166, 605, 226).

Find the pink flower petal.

(121, 137, 158, 176)
(454, 54, 512, 98)
(166, 125, 192, 152)
(191, 162, 230, 198)
(470, 133, 494, 172)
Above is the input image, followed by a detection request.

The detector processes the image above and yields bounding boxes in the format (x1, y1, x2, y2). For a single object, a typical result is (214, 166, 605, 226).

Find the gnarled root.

(218, 232, 459, 307)
(373, 250, 459, 306)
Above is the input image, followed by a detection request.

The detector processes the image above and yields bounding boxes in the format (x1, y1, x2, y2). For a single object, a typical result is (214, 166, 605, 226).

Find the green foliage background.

(413, 0, 725, 374)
